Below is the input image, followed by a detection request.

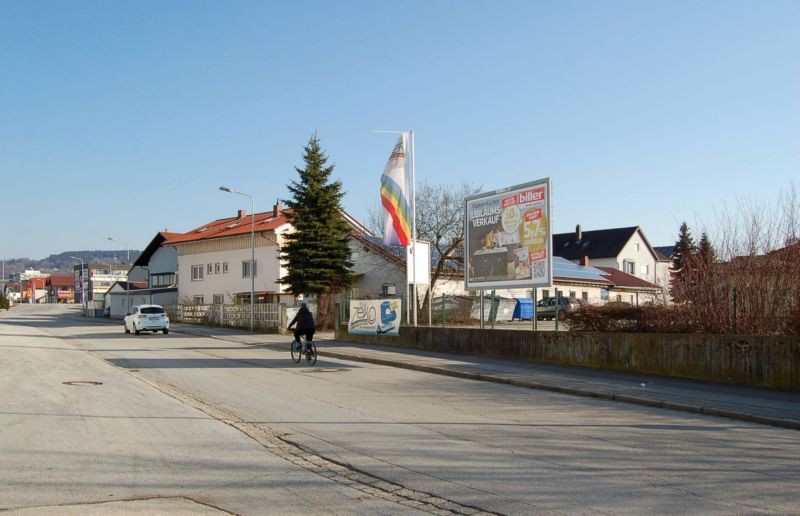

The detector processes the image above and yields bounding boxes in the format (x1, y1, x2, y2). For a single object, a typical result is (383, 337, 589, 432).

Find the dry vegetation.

(570, 186, 800, 336)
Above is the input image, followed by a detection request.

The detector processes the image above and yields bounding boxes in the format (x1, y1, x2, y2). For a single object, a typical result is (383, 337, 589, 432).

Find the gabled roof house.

(166, 204, 294, 305)
(106, 231, 181, 318)
(554, 225, 671, 300)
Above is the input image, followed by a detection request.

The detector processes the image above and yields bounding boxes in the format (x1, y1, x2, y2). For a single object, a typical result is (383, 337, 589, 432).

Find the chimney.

(580, 255, 590, 267)
(237, 209, 247, 219)
(576, 224, 582, 242)
(273, 202, 281, 218)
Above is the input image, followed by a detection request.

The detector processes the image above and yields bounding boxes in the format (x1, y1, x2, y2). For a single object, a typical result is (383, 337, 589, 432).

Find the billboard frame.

(464, 178, 552, 291)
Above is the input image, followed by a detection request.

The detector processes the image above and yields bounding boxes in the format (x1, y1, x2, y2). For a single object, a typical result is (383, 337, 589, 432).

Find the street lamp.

(69, 256, 86, 314)
(220, 186, 255, 332)
(108, 236, 130, 314)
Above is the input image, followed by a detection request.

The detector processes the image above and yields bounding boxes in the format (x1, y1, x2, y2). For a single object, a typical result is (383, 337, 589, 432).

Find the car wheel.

(163, 329, 169, 335)
(124, 323, 130, 334)
(134, 324, 140, 335)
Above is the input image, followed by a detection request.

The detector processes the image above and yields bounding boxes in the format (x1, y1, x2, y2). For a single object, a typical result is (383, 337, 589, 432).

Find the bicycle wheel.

(290, 339, 302, 363)
(305, 340, 317, 366)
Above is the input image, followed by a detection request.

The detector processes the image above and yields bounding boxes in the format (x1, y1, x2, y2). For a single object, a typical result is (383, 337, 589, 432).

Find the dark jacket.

(288, 305, 315, 332)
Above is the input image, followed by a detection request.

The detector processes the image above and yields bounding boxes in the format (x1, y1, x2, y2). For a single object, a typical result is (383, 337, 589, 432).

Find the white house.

(553, 225, 670, 301)
(106, 231, 181, 318)
(167, 205, 294, 306)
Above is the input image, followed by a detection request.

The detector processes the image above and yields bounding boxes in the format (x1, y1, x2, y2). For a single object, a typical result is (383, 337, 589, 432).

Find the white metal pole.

(219, 186, 255, 332)
(409, 131, 417, 326)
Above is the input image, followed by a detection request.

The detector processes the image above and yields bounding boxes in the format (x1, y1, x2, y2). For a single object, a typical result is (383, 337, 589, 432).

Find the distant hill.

(3, 250, 141, 278)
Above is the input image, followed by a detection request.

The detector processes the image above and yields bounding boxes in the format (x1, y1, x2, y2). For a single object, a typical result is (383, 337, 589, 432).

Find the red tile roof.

(47, 275, 74, 287)
(165, 209, 293, 245)
(595, 266, 660, 290)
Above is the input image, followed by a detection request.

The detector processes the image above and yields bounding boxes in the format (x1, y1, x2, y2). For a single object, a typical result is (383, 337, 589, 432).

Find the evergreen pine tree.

(671, 222, 698, 302)
(698, 232, 716, 265)
(280, 135, 353, 305)
(672, 222, 697, 272)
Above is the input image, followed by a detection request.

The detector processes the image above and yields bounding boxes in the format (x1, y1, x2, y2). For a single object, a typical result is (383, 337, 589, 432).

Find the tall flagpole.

(409, 131, 417, 326)
(374, 129, 417, 326)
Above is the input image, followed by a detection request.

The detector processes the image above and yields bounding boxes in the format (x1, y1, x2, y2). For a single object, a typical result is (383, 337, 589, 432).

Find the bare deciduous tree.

(368, 180, 481, 312)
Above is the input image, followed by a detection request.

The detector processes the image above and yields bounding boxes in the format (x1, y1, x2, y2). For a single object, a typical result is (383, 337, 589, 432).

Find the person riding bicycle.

(287, 302, 315, 352)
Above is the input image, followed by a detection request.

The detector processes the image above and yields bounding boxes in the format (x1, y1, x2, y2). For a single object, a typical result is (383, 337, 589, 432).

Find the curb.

(71, 316, 800, 432)
(310, 348, 800, 432)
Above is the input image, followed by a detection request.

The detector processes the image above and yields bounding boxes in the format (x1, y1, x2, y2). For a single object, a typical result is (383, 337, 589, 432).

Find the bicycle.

(290, 334, 317, 366)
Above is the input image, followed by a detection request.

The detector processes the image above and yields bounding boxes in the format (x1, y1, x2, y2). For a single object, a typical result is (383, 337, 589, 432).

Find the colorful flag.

(380, 135, 412, 246)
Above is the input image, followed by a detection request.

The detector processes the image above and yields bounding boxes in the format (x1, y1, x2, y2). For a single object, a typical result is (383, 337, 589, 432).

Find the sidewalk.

(164, 321, 800, 431)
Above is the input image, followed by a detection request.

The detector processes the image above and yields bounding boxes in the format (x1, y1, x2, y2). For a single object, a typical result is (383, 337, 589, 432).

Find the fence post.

(555, 290, 561, 332)
(732, 287, 738, 334)
(490, 289, 496, 329)
(442, 295, 447, 327)
(480, 290, 484, 329)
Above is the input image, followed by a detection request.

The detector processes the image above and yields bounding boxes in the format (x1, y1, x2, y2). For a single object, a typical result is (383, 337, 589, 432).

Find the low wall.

(335, 326, 800, 391)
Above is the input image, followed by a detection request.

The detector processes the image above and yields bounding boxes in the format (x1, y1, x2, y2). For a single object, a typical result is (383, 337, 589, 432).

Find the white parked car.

(124, 304, 170, 335)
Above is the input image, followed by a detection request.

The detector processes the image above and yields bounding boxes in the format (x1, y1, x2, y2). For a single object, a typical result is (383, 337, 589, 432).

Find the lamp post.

(108, 237, 130, 315)
(220, 186, 255, 332)
(69, 256, 86, 314)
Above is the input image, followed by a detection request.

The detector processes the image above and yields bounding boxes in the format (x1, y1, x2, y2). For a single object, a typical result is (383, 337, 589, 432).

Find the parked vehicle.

(535, 297, 581, 321)
(124, 304, 170, 335)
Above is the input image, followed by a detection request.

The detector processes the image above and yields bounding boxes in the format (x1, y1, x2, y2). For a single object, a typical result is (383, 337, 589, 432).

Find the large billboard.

(464, 178, 552, 290)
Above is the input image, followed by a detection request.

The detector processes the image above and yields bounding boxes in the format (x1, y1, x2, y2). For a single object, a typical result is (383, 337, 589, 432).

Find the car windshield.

(140, 307, 165, 315)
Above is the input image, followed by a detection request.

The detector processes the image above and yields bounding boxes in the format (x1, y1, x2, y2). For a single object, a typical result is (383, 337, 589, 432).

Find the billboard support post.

(479, 290, 484, 329)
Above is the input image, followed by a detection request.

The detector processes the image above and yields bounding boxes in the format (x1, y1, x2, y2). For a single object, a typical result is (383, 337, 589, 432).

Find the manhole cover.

(63, 381, 103, 386)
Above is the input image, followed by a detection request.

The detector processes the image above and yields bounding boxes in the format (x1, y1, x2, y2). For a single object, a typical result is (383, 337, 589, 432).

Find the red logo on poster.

(502, 196, 518, 208)
(518, 187, 545, 204)
(524, 208, 542, 221)
(529, 249, 546, 261)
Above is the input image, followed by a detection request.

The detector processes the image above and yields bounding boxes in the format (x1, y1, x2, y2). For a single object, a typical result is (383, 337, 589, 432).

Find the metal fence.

(164, 303, 286, 332)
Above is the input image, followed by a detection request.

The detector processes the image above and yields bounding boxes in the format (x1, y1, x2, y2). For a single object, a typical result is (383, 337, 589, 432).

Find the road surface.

(2, 304, 798, 514)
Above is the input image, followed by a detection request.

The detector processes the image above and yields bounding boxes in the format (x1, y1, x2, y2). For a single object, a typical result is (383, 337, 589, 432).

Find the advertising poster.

(348, 298, 401, 336)
(464, 178, 552, 290)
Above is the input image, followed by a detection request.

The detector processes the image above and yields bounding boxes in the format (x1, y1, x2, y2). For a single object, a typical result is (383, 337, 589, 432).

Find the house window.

(542, 289, 550, 299)
(151, 273, 176, 287)
(215, 263, 221, 274)
(207, 263, 213, 274)
(192, 295, 204, 304)
(191, 265, 204, 281)
(635, 243, 640, 251)
(616, 295, 622, 301)
(382, 283, 396, 296)
(641, 264, 649, 275)
(582, 291, 589, 302)
(223, 262, 229, 273)
(623, 260, 636, 275)
(242, 260, 257, 278)
(569, 291, 576, 299)
(213, 294, 224, 305)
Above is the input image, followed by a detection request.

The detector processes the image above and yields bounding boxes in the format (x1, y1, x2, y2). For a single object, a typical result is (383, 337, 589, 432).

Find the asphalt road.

(2, 304, 799, 515)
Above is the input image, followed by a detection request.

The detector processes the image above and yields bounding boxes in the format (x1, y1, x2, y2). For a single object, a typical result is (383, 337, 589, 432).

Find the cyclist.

(287, 302, 315, 352)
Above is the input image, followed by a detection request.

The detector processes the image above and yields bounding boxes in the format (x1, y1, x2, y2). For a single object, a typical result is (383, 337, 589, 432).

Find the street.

(2, 304, 799, 514)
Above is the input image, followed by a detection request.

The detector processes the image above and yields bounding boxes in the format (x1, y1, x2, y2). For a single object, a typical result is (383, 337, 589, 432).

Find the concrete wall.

(335, 326, 800, 391)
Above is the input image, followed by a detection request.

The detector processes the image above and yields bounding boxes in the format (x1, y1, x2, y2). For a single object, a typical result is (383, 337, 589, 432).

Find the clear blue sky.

(1, 0, 798, 260)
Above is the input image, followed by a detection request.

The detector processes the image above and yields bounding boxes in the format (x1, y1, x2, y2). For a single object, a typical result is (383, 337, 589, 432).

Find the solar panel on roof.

(552, 256, 608, 281)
